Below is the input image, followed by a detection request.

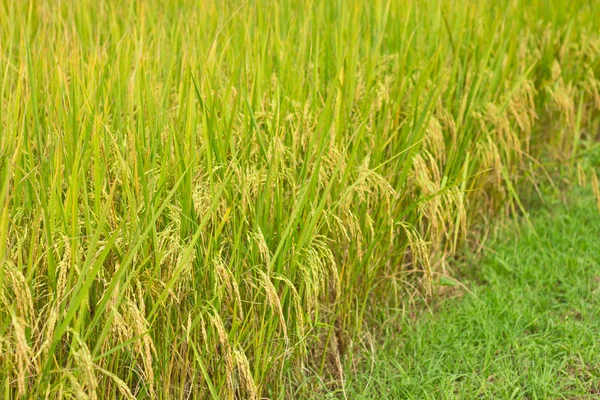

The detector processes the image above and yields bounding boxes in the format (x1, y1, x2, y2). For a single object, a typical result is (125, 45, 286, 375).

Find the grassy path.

(344, 187, 600, 399)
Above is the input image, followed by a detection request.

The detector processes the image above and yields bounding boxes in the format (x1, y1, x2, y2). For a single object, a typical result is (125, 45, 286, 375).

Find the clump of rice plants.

(0, 0, 598, 398)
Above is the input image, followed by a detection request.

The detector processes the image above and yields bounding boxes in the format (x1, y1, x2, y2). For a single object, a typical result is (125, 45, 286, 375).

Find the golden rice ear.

(296, 234, 338, 313)
(208, 309, 235, 395)
(72, 333, 98, 400)
(273, 273, 306, 354)
(250, 226, 272, 266)
(396, 222, 432, 295)
(443, 187, 467, 254)
(123, 298, 156, 398)
(10, 313, 31, 397)
(507, 79, 537, 154)
(256, 269, 289, 346)
(39, 306, 59, 365)
(584, 69, 600, 109)
(233, 345, 259, 400)
(439, 109, 458, 149)
(355, 155, 397, 202)
(483, 102, 522, 162)
(552, 83, 576, 130)
(214, 255, 244, 320)
(95, 367, 136, 400)
(3, 261, 34, 330)
(193, 176, 228, 221)
(316, 236, 340, 302)
(342, 208, 364, 259)
(55, 235, 71, 303)
(576, 163, 587, 187)
(107, 282, 133, 345)
(174, 246, 196, 299)
(2, 261, 35, 395)
(267, 135, 286, 164)
(591, 170, 600, 212)
(64, 368, 89, 400)
(425, 116, 446, 163)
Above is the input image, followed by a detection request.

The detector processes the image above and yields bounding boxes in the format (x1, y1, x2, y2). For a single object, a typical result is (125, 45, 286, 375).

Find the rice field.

(0, 0, 599, 398)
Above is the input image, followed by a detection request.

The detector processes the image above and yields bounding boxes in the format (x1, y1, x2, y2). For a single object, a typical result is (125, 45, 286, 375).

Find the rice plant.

(0, 0, 598, 398)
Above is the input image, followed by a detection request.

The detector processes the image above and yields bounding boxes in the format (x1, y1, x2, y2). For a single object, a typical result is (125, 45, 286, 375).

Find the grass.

(0, 0, 599, 398)
(343, 183, 600, 399)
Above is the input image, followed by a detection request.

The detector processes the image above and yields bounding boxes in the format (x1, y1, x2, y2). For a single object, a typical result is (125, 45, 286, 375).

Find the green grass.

(0, 0, 599, 398)
(343, 185, 600, 399)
